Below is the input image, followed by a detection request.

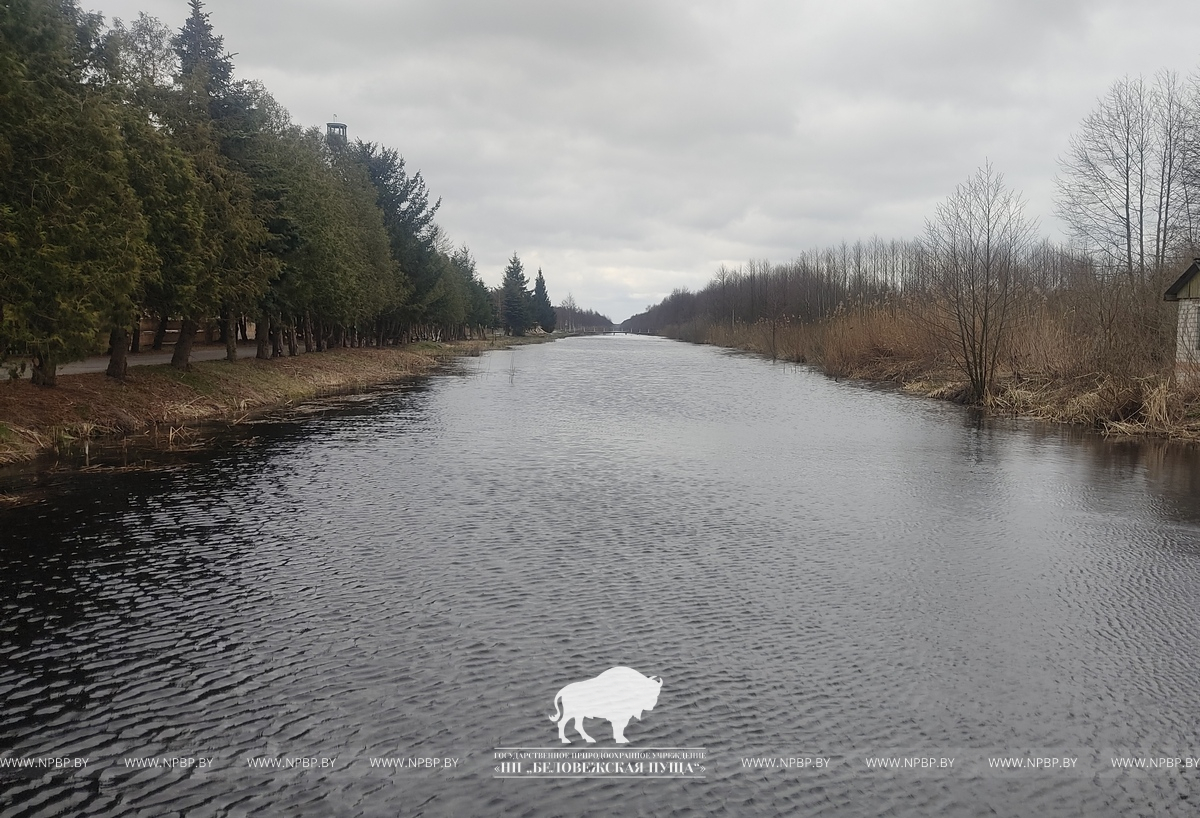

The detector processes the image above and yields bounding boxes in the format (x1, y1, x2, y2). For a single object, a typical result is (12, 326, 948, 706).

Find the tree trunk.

(172, 318, 198, 369)
(130, 322, 141, 354)
(31, 349, 57, 387)
(106, 327, 129, 379)
(256, 312, 270, 359)
(224, 314, 238, 361)
(239, 315, 249, 342)
(271, 320, 284, 358)
(303, 313, 314, 353)
(286, 324, 298, 356)
(152, 314, 169, 350)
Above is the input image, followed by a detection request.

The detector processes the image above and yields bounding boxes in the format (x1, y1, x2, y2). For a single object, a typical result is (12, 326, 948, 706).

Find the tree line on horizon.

(494, 253, 613, 334)
(624, 70, 1200, 404)
(0, 0, 605, 386)
(554, 296, 614, 333)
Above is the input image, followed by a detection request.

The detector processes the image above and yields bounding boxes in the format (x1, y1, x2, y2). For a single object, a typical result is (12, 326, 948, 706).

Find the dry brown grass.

(665, 295, 1200, 440)
(673, 302, 952, 380)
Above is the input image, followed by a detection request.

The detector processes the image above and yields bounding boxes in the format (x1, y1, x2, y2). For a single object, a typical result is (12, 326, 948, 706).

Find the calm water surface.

(3, 335, 1200, 817)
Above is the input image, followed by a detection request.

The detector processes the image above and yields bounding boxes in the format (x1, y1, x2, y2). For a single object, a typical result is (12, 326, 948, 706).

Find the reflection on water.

(3, 335, 1200, 817)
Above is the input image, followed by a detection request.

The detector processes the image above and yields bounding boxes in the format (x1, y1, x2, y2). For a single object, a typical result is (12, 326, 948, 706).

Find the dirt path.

(2, 344, 255, 380)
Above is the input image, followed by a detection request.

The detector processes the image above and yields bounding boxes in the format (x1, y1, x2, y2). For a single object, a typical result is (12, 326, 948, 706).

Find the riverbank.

(0, 336, 550, 465)
(663, 309, 1200, 442)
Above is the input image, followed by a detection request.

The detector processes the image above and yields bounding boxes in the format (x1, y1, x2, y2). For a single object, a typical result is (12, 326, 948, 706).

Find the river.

(3, 335, 1200, 817)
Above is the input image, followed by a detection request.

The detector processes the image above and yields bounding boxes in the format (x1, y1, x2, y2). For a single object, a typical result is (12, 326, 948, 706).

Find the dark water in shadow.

(3, 335, 1200, 817)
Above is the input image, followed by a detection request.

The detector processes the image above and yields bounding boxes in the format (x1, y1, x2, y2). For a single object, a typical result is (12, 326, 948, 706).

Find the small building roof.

(1164, 258, 1200, 301)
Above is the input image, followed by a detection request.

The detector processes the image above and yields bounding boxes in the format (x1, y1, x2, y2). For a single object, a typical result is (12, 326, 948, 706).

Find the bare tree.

(925, 162, 1037, 403)
(1152, 72, 1188, 269)
(557, 293, 579, 331)
(1178, 70, 1200, 256)
(1055, 73, 1189, 282)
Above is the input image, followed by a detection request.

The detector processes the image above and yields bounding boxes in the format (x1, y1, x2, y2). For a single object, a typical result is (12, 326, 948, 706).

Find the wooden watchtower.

(326, 121, 347, 147)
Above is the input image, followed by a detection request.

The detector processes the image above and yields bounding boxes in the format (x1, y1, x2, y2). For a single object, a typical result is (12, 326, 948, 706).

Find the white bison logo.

(548, 666, 663, 744)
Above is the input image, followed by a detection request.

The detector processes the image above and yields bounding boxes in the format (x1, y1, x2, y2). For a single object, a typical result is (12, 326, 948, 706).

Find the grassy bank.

(0, 336, 549, 465)
(665, 304, 1200, 441)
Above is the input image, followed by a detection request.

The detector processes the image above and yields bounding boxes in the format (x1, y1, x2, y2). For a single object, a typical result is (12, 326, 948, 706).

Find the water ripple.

(3, 337, 1200, 816)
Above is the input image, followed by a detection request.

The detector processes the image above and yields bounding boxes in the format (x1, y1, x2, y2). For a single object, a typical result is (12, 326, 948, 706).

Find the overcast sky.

(95, 0, 1200, 321)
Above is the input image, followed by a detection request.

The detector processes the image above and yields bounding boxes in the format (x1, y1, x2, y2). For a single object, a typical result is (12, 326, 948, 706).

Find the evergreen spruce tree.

(532, 269, 556, 332)
(501, 253, 530, 336)
(173, 0, 231, 106)
(347, 142, 438, 338)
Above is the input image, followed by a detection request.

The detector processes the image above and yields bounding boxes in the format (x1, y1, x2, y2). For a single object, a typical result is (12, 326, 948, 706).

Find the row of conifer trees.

(1, 0, 570, 385)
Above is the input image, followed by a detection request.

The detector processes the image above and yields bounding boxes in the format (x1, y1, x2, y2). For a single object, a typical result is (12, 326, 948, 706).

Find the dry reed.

(664, 292, 1200, 440)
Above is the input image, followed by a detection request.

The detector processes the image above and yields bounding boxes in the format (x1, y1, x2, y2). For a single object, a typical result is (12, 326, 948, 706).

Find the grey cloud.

(92, 0, 1200, 321)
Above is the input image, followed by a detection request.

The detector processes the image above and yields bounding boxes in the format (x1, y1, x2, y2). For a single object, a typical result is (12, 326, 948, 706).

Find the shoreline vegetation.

(625, 68, 1200, 443)
(0, 335, 554, 468)
(654, 311, 1200, 442)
